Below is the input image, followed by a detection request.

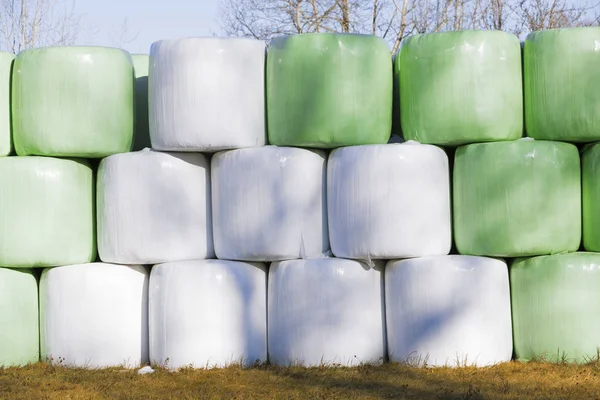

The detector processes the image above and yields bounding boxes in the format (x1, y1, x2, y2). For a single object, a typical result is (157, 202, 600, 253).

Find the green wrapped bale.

(583, 143, 600, 250)
(399, 30, 523, 146)
(132, 54, 150, 151)
(12, 46, 134, 157)
(454, 139, 581, 257)
(0, 52, 13, 156)
(0, 268, 38, 366)
(0, 157, 95, 267)
(267, 33, 392, 148)
(512, 253, 600, 363)
(525, 27, 600, 142)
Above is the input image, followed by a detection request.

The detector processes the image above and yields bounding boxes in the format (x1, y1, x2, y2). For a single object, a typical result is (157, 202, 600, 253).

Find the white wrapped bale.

(0, 157, 94, 267)
(385, 256, 512, 367)
(40, 263, 149, 368)
(328, 143, 451, 260)
(97, 149, 213, 264)
(150, 260, 267, 369)
(0, 52, 13, 156)
(0, 268, 39, 367)
(268, 259, 384, 367)
(149, 38, 265, 151)
(212, 146, 328, 261)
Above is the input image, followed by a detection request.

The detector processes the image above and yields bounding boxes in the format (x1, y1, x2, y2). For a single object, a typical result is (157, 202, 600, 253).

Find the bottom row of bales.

(2, 253, 600, 369)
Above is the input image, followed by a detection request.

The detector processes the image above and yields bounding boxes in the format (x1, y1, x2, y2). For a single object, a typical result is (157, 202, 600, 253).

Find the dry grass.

(2, 361, 600, 399)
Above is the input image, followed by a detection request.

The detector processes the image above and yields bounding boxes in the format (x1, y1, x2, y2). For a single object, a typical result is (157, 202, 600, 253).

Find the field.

(2, 361, 600, 399)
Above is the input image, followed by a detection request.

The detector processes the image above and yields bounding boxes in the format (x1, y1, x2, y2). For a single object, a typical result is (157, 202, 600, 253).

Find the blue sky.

(77, 0, 222, 54)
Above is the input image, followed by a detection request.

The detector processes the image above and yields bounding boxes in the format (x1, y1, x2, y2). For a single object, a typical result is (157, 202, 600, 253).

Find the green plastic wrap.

(454, 139, 581, 257)
(132, 54, 150, 151)
(398, 30, 523, 146)
(12, 46, 134, 157)
(583, 143, 600, 250)
(0, 52, 13, 156)
(0, 157, 95, 267)
(512, 253, 600, 363)
(267, 33, 392, 148)
(0, 268, 38, 366)
(525, 27, 600, 142)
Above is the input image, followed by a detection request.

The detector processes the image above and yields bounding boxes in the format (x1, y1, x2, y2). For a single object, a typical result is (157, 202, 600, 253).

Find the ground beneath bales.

(2, 361, 600, 399)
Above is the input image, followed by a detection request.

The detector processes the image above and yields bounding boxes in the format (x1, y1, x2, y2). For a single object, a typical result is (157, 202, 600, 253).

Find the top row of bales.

(1, 27, 599, 158)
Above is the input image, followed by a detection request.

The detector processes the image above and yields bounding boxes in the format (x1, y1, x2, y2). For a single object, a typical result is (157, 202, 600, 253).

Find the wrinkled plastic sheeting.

(525, 27, 600, 142)
(583, 144, 600, 251)
(0, 268, 39, 366)
(268, 259, 385, 367)
(511, 253, 600, 364)
(454, 139, 581, 257)
(267, 33, 392, 148)
(0, 157, 95, 267)
(149, 38, 265, 151)
(399, 30, 523, 146)
(386, 256, 512, 367)
(131, 54, 151, 151)
(98, 149, 213, 264)
(328, 142, 451, 260)
(40, 263, 149, 368)
(212, 147, 328, 261)
(12, 46, 134, 157)
(0, 52, 13, 156)
(150, 260, 267, 369)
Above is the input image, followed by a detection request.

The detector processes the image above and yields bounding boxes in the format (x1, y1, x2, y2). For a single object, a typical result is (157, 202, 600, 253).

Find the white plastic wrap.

(97, 149, 213, 264)
(149, 38, 266, 151)
(40, 263, 149, 368)
(150, 260, 267, 369)
(385, 256, 512, 367)
(328, 142, 451, 260)
(268, 259, 385, 367)
(212, 146, 329, 261)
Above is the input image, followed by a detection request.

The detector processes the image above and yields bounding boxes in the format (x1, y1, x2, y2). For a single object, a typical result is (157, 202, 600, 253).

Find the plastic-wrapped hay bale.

(40, 263, 148, 368)
(97, 149, 213, 264)
(149, 38, 265, 151)
(0, 268, 39, 366)
(386, 256, 512, 367)
(583, 143, 600, 250)
(131, 54, 150, 151)
(268, 259, 384, 367)
(0, 157, 94, 267)
(150, 260, 267, 369)
(0, 52, 13, 156)
(454, 139, 580, 257)
(12, 46, 134, 157)
(212, 146, 328, 261)
(267, 33, 392, 148)
(512, 253, 600, 363)
(328, 142, 451, 260)
(399, 30, 522, 145)
(525, 27, 600, 142)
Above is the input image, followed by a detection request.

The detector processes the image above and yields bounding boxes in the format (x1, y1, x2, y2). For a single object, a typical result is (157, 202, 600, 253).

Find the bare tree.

(108, 18, 140, 48)
(0, 0, 80, 53)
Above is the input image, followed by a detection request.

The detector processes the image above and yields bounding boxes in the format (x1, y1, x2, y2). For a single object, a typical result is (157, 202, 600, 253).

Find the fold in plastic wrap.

(97, 149, 213, 264)
(328, 142, 451, 260)
(454, 139, 581, 257)
(268, 259, 385, 367)
(12, 46, 134, 157)
(399, 30, 523, 145)
(131, 54, 150, 151)
(0, 52, 13, 156)
(512, 253, 600, 363)
(525, 27, 600, 142)
(149, 38, 265, 151)
(212, 147, 328, 261)
(386, 256, 512, 367)
(0, 157, 95, 267)
(150, 260, 267, 369)
(40, 263, 149, 368)
(267, 33, 392, 148)
(0, 268, 39, 366)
